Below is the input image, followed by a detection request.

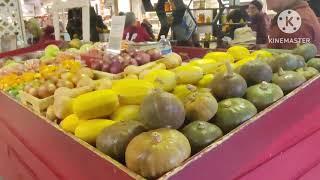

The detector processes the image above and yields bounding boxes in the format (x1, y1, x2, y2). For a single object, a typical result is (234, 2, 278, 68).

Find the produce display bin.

(1, 46, 320, 180)
(0, 40, 63, 59)
(1, 75, 320, 180)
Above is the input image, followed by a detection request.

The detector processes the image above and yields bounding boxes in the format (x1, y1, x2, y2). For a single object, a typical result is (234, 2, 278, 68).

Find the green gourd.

(214, 98, 257, 133)
(245, 81, 284, 110)
(182, 121, 223, 153)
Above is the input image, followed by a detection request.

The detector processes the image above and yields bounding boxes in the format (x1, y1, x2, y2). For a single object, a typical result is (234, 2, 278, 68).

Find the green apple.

(79, 44, 93, 53)
(69, 39, 82, 49)
(45, 45, 60, 57)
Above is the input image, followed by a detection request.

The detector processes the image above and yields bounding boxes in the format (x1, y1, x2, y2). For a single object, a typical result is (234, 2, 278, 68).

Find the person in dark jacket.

(169, 0, 200, 47)
(141, 19, 156, 40)
(155, 0, 170, 40)
(225, 9, 248, 39)
(247, 0, 268, 45)
(66, 7, 100, 42)
(308, 0, 320, 17)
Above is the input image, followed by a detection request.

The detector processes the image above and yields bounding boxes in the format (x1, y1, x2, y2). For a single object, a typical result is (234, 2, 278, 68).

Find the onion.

(64, 81, 75, 89)
(147, 49, 162, 61)
(134, 52, 151, 65)
(90, 61, 102, 71)
(47, 83, 57, 95)
(122, 53, 132, 66)
(127, 49, 137, 57)
(109, 60, 124, 74)
(38, 85, 51, 99)
(102, 54, 111, 63)
(24, 84, 33, 92)
(61, 72, 73, 81)
(101, 63, 110, 72)
(112, 55, 125, 64)
(129, 58, 138, 66)
(28, 87, 38, 97)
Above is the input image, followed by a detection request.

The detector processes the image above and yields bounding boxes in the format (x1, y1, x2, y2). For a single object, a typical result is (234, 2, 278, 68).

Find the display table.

(0, 40, 62, 58)
(0, 76, 320, 180)
(1, 46, 320, 179)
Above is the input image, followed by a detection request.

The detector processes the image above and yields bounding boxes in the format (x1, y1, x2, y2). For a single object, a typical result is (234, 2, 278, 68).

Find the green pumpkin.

(140, 89, 185, 130)
(125, 128, 191, 178)
(296, 66, 319, 80)
(214, 98, 257, 133)
(182, 121, 223, 153)
(245, 82, 284, 110)
(272, 68, 306, 93)
(295, 55, 306, 68)
(185, 91, 218, 122)
(293, 43, 317, 61)
(239, 60, 273, 85)
(210, 62, 247, 100)
(274, 53, 300, 71)
(261, 56, 279, 73)
(96, 121, 146, 163)
(307, 58, 320, 71)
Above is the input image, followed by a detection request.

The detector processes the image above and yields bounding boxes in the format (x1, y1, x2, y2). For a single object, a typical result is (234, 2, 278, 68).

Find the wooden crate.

(19, 91, 54, 114)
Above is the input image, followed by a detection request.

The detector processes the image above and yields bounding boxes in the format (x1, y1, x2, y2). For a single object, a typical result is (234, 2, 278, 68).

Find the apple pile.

(81, 49, 162, 74)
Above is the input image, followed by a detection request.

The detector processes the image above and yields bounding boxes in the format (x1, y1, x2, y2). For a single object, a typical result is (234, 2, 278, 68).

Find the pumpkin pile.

(53, 44, 318, 178)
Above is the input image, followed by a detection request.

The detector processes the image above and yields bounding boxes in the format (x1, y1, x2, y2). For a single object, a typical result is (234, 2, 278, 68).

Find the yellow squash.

(60, 114, 86, 134)
(190, 59, 222, 74)
(203, 52, 235, 63)
(75, 119, 116, 144)
(143, 69, 177, 92)
(251, 50, 273, 59)
(112, 79, 154, 105)
(173, 84, 198, 104)
(173, 65, 204, 84)
(197, 74, 214, 88)
(73, 89, 119, 120)
(111, 105, 140, 122)
(227, 46, 250, 61)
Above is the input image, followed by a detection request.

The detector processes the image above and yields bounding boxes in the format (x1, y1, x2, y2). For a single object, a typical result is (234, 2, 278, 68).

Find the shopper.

(247, 0, 268, 46)
(123, 12, 152, 42)
(155, 0, 170, 40)
(267, 0, 320, 50)
(66, 7, 100, 42)
(169, 0, 200, 47)
(39, 26, 55, 43)
(141, 19, 156, 40)
(308, 0, 320, 18)
(225, 9, 248, 39)
(25, 19, 43, 44)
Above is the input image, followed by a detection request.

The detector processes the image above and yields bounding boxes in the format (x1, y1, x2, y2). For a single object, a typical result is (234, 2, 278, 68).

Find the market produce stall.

(1, 41, 320, 180)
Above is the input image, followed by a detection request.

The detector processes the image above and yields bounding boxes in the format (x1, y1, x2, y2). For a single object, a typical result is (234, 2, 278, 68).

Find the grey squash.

(182, 121, 223, 153)
(210, 62, 247, 100)
(296, 66, 319, 80)
(239, 60, 273, 85)
(293, 43, 317, 61)
(272, 68, 306, 93)
(213, 98, 257, 133)
(307, 58, 320, 71)
(245, 81, 284, 110)
(96, 120, 146, 163)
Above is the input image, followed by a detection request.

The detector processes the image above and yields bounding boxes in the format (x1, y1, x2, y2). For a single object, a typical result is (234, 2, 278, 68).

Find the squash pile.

(54, 44, 318, 178)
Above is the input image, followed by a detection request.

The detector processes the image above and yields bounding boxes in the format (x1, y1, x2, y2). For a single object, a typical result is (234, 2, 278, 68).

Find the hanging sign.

(107, 16, 126, 54)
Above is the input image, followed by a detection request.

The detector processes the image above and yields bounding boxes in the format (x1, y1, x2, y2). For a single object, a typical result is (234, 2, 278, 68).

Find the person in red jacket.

(267, 0, 320, 51)
(123, 12, 152, 42)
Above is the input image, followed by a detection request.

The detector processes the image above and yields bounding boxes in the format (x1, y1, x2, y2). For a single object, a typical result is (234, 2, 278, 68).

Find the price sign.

(107, 16, 126, 54)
